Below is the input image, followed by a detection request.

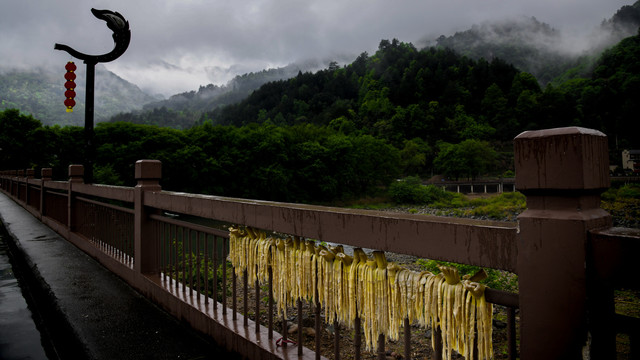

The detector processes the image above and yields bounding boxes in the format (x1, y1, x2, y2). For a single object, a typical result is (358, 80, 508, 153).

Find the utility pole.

(55, 9, 131, 184)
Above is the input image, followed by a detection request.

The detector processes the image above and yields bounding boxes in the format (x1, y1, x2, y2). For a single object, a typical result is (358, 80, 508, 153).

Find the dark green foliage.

(436, 7, 640, 86)
(209, 41, 522, 144)
(434, 139, 497, 180)
(603, 184, 640, 201)
(195, 31, 639, 151)
(2, 113, 399, 203)
(113, 62, 332, 127)
(416, 258, 518, 292)
(583, 33, 640, 148)
(618, 185, 640, 199)
(601, 184, 640, 228)
(389, 176, 450, 204)
(435, 16, 569, 86)
(4, 3, 640, 204)
(0, 110, 401, 202)
(0, 109, 85, 177)
(0, 109, 43, 169)
(601, 1, 640, 35)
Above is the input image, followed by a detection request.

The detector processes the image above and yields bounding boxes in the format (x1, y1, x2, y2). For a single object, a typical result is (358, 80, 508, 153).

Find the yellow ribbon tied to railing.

(228, 226, 493, 360)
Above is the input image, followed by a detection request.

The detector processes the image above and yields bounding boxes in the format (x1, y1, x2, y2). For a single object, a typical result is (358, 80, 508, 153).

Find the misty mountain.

(602, 1, 640, 36)
(0, 65, 159, 126)
(434, 1, 640, 85)
(106, 59, 336, 127)
(143, 60, 328, 113)
(4, 2, 639, 128)
(111, 1, 640, 129)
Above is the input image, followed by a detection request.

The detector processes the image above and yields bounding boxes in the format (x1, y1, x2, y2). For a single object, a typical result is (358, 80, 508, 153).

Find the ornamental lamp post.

(54, 8, 131, 184)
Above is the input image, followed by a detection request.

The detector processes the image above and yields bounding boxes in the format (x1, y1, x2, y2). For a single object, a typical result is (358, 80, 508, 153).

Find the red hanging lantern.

(64, 61, 77, 112)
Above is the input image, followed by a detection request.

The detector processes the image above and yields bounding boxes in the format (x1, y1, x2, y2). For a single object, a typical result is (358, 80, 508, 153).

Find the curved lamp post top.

(54, 8, 130, 64)
(53, 8, 130, 184)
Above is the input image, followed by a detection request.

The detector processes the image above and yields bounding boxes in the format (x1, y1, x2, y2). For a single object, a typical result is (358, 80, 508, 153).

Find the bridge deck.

(0, 192, 236, 360)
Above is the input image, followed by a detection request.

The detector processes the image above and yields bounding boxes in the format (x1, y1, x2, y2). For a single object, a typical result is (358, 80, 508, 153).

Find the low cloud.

(1, 0, 633, 96)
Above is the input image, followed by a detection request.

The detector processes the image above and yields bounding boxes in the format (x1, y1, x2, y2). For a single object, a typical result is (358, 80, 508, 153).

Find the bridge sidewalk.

(0, 192, 232, 359)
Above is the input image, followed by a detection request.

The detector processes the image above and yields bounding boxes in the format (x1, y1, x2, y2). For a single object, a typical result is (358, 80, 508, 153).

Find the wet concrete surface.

(0, 234, 49, 360)
(0, 192, 236, 360)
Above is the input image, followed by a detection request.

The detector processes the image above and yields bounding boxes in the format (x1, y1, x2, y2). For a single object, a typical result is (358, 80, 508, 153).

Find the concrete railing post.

(11, 170, 18, 196)
(41, 168, 53, 181)
(69, 165, 84, 184)
(41, 168, 52, 217)
(68, 165, 84, 231)
(514, 127, 612, 359)
(25, 169, 34, 205)
(134, 160, 162, 275)
(17, 169, 25, 201)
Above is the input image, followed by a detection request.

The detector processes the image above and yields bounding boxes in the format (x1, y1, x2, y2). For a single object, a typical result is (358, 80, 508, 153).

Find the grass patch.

(601, 184, 640, 227)
(415, 258, 518, 292)
(389, 176, 453, 204)
(463, 192, 526, 221)
(387, 177, 527, 220)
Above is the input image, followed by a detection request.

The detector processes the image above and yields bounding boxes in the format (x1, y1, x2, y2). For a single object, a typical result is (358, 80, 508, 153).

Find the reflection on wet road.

(0, 234, 49, 360)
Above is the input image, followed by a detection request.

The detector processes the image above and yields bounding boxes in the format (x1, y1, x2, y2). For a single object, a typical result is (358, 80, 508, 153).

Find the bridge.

(430, 179, 516, 194)
(1, 127, 638, 360)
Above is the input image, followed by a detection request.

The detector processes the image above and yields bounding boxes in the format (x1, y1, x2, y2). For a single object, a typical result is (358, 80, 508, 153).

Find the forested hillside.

(0, 109, 400, 203)
(2, 29, 639, 203)
(2, 1, 640, 204)
(108, 60, 332, 128)
(207, 34, 639, 152)
(107, 1, 640, 128)
(208, 42, 524, 144)
(435, 1, 640, 85)
(0, 65, 158, 126)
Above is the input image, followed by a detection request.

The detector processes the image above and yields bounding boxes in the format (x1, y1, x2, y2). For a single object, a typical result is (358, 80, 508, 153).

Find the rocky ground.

(231, 280, 516, 360)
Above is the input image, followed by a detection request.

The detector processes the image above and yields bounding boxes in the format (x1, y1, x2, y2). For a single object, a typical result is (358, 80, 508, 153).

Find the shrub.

(601, 187, 618, 202)
(389, 176, 423, 203)
(389, 176, 451, 204)
(416, 258, 518, 292)
(618, 184, 640, 199)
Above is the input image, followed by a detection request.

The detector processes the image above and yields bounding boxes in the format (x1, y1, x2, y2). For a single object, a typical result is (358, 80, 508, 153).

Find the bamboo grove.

(228, 227, 493, 360)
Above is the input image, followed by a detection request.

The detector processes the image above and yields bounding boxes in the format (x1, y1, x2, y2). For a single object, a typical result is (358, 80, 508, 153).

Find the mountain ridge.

(0, 64, 160, 126)
(2, 1, 639, 127)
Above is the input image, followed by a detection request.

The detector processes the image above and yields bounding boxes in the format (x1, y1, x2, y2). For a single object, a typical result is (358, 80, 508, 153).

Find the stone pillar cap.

(515, 126, 605, 139)
(68, 165, 84, 183)
(514, 126, 610, 191)
(135, 160, 162, 180)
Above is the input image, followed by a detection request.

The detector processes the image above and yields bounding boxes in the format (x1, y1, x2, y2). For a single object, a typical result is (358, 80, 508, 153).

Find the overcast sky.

(0, 0, 632, 97)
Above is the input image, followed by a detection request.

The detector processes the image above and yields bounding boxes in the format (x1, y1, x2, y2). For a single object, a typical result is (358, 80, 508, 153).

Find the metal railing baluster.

(354, 316, 361, 360)
(404, 317, 411, 360)
(268, 266, 273, 339)
(298, 298, 303, 356)
(222, 237, 228, 315)
(255, 264, 260, 333)
(507, 306, 516, 360)
(334, 318, 340, 360)
(377, 334, 385, 360)
(243, 268, 248, 326)
(204, 233, 209, 305)
(213, 235, 218, 310)
(196, 231, 201, 303)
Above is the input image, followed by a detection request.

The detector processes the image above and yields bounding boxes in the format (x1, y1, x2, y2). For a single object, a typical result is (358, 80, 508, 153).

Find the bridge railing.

(433, 178, 516, 194)
(1, 126, 638, 360)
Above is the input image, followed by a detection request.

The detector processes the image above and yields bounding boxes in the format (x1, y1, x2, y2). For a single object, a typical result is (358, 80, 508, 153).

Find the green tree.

(0, 109, 43, 170)
(434, 139, 497, 180)
(400, 138, 433, 176)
